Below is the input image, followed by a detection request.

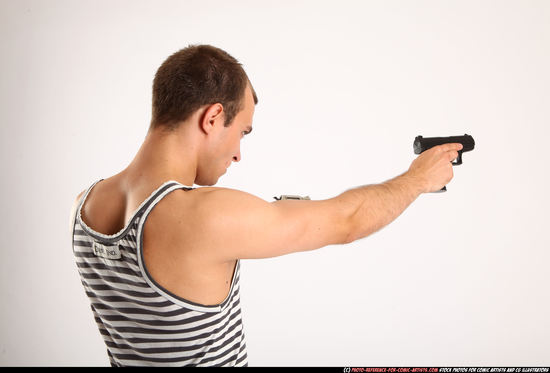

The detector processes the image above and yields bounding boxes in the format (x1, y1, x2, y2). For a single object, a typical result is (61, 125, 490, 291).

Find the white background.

(1, 0, 549, 367)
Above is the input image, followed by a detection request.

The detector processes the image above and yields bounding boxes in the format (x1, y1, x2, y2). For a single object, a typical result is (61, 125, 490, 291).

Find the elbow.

(344, 221, 376, 244)
(342, 204, 376, 244)
(344, 230, 356, 245)
(333, 196, 360, 245)
(343, 213, 359, 244)
(328, 194, 374, 245)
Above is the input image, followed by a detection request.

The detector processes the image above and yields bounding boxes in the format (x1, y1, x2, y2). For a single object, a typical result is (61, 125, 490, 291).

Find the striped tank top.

(71, 179, 248, 367)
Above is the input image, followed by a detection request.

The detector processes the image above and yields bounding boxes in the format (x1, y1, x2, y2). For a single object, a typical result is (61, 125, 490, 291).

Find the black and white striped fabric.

(71, 179, 248, 367)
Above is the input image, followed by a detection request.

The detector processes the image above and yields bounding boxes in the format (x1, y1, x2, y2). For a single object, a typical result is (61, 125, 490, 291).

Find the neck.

(120, 126, 199, 188)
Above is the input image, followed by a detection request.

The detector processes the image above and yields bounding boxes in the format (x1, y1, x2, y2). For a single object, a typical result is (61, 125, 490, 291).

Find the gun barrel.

(414, 134, 475, 154)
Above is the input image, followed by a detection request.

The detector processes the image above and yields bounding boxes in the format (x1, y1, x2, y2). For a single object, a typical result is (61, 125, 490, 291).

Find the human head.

(149, 44, 258, 133)
(194, 81, 256, 186)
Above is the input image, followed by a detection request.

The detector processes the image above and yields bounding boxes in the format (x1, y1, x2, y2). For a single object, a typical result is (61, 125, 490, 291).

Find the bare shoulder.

(159, 185, 262, 212)
(182, 186, 277, 228)
(165, 186, 267, 216)
(161, 186, 270, 236)
(189, 186, 268, 208)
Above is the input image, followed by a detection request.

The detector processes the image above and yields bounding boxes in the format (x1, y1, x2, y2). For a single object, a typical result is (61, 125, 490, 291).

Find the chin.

(195, 174, 221, 186)
(195, 179, 217, 187)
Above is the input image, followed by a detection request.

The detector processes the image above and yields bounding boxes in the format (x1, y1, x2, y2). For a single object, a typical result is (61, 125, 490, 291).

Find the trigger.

(452, 151, 463, 165)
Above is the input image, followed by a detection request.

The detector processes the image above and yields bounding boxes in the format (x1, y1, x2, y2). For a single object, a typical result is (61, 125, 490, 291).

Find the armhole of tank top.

(136, 184, 239, 314)
(136, 183, 226, 313)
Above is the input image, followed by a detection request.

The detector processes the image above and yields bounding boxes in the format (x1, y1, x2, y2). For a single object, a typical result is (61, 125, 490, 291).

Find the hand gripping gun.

(413, 134, 475, 192)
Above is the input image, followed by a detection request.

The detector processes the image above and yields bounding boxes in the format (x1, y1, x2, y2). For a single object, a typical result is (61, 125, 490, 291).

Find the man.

(69, 44, 463, 367)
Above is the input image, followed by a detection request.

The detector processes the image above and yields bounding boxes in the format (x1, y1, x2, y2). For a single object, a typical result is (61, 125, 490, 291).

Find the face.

(195, 85, 255, 186)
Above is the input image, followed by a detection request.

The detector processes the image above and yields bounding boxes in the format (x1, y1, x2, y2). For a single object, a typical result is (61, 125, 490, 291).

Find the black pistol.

(413, 134, 475, 192)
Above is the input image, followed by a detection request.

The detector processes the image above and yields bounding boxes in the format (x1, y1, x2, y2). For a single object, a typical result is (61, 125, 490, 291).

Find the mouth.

(222, 162, 230, 174)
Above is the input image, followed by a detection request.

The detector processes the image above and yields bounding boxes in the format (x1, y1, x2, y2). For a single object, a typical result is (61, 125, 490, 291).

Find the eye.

(241, 127, 252, 138)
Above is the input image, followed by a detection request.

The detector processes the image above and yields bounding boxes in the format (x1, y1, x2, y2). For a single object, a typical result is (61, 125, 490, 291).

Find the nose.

(232, 143, 241, 162)
(232, 151, 241, 162)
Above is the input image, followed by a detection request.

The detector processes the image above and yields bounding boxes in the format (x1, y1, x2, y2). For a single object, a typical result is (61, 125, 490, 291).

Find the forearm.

(338, 172, 424, 243)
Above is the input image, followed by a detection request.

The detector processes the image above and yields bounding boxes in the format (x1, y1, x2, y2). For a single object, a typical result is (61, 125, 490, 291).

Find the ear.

(200, 103, 225, 134)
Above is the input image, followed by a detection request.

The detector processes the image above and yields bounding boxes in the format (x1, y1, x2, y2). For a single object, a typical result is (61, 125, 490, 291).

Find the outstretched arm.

(175, 143, 463, 261)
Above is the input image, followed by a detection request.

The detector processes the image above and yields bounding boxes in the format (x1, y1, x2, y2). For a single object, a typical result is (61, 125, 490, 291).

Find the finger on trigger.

(450, 150, 459, 162)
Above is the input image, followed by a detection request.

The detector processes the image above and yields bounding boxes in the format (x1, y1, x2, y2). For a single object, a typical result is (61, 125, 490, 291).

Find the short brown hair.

(149, 44, 258, 132)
